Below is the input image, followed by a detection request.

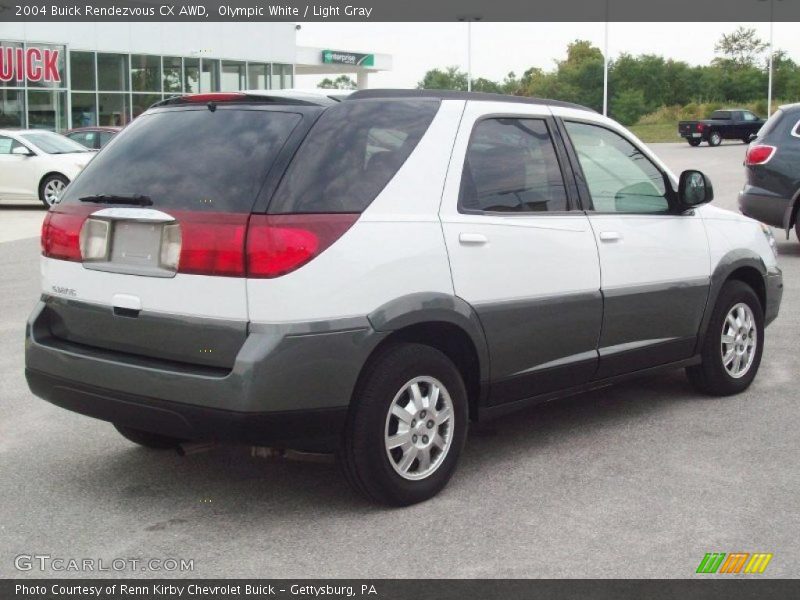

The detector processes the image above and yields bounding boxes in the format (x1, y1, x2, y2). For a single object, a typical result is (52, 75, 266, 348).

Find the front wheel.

(339, 343, 468, 506)
(686, 280, 764, 396)
(688, 139, 702, 147)
(39, 173, 69, 208)
(707, 131, 722, 146)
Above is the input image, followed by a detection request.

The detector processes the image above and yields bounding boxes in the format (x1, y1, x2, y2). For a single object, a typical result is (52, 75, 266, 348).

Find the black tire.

(39, 173, 69, 208)
(688, 139, 702, 147)
(114, 424, 184, 450)
(707, 131, 722, 147)
(338, 343, 468, 506)
(686, 280, 764, 396)
(795, 218, 800, 243)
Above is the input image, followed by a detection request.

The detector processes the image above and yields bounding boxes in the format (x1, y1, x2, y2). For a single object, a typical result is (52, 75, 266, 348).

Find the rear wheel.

(114, 424, 184, 450)
(688, 139, 702, 147)
(795, 218, 800, 242)
(707, 131, 722, 147)
(339, 343, 468, 506)
(39, 173, 69, 208)
(686, 280, 764, 396)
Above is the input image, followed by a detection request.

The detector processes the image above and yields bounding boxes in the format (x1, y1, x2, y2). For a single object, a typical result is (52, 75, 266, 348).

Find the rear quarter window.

(268, 99, 440, 214)
(710, 111, 731, 120)
(59, 107, 302, 213)
(757, 109, 784, 139)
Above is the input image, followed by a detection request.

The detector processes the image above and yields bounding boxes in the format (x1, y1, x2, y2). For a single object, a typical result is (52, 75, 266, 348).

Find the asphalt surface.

(1, 142, 798, 579)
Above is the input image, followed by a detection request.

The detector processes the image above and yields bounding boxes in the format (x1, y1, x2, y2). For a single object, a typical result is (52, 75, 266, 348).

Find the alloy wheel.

(384, 376, 454, 481)
(721, 302, 757, 379)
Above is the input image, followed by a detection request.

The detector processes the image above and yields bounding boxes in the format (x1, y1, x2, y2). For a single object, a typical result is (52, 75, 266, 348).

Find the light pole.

(603, 0, 610, 116)
(761, 0, 783, 117)
(459, 17, 481, 92)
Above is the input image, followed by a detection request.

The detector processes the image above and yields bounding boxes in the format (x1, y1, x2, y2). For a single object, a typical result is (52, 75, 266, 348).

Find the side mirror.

(11, 146, 33, 157)
(678, 169, 713, 210)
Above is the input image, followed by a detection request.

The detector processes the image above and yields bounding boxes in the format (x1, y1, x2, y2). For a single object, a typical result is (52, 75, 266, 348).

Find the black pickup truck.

(678, 109, 765, 147)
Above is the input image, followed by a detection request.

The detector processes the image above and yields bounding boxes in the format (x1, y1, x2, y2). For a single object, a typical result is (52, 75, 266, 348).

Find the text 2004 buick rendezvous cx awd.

(26, 90, 783, 505)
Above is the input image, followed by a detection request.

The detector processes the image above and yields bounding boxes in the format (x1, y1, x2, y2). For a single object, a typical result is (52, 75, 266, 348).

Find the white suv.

(25, 90, 783, 505)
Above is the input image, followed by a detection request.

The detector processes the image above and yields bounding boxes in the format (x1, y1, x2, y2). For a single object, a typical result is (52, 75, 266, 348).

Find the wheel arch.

(782, 187, 800, 237)
(696, 251, 767, 353)
(364, 293, 490, 421)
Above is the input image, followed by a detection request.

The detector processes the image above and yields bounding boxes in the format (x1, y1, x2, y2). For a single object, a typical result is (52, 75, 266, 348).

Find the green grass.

(628, 122, 682, 143)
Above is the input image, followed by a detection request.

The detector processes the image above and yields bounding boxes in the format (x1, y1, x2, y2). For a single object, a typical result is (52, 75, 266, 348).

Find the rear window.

(60, 108, 302, 213)
(710, 111, 731, 120)
(758, 109, 785, 139)
(268, 99, 440, 214)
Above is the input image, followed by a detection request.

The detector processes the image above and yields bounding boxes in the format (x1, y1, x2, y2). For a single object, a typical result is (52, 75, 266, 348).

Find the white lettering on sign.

(0, 47, 61, 83)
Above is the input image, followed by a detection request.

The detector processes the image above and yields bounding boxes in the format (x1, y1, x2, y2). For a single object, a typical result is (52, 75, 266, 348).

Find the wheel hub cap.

(384, 376, 454, 481)
(721, 303, 757, 379)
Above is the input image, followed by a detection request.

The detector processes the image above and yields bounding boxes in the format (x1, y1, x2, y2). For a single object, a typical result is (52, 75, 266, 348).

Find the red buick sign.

(0, 46, 61, 83)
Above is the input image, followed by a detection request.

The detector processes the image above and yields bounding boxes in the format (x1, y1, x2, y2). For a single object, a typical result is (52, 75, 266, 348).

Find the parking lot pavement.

(0, 206, 46, 244)
(0, 143, 798, 579)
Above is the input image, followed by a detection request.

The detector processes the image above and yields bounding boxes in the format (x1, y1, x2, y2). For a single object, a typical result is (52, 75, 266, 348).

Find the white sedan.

(0, 129, 95, 207)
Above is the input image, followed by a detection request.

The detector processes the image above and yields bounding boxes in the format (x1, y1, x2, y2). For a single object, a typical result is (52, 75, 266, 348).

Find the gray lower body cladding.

(738, 185, 791, 230)
(25, 299, 388, 449)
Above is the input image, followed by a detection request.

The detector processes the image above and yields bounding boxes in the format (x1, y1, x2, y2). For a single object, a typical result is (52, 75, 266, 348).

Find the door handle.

(599, 231, 622, 242)
(459, 233, 488, 245)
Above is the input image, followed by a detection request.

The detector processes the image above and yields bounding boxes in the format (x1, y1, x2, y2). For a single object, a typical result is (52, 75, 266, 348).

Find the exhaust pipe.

(176, 441, 218, 456)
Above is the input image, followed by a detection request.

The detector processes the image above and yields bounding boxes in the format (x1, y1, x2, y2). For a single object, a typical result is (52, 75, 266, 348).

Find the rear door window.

(268, 99, 440, 214)
(459, 118, 568, 213)
(59, 107, 302, 213)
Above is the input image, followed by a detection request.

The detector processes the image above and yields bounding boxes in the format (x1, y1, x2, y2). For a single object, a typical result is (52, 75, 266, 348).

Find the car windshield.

(20, 131, 89, 154)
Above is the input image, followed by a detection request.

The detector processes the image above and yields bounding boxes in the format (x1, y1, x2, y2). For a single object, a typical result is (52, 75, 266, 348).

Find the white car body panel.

(245, 100, 466, 324)
(0, 130, 93, 204)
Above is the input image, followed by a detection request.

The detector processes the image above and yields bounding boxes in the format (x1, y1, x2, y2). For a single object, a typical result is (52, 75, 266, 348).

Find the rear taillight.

(171, 212, 249, 277)
(745, 144, 777, 166)
(41, 205, 96, 262)
(246, 214, 359, 278)
(697, 123, 705, 132)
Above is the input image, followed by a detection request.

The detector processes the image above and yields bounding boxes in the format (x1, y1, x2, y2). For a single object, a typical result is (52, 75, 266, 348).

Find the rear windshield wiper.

(79, 194, 153, 206)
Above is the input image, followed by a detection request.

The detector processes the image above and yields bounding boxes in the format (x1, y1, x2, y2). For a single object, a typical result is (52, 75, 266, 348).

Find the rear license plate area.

(110, 221, 163, 269)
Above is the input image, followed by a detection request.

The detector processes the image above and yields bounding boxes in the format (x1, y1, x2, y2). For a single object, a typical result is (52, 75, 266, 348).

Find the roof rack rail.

(347, 89, 595, 112)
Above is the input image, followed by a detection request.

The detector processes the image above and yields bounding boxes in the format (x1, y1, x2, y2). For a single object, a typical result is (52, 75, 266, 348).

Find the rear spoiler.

(151, 92, 336, 109)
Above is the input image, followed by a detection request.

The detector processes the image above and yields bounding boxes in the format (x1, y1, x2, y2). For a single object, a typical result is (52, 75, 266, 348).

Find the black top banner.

(2, 0, 800, 22)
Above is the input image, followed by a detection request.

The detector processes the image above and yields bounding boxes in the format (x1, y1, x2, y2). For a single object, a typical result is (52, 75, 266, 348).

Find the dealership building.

(0, 22, 391, 131)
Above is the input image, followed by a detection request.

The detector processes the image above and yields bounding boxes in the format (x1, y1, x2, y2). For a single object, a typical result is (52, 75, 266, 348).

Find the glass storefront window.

(27, 44, 66, 89)
(98, 92, 129, 127)
(247, 63, 270, 90)
(273, 64, 293, 89)
(221, 61, 246, 91)
(183, 58, 200, 94)
(163, 57, 182, 94)
(0, 89, 25, 128)
(27, 90, 67, 131)
(131, 54, 161, 92)
(97, 53, 129, 91)
(70, 51, 95, 91)
(200, 59, 219, 92)
(71, 92, 96, 127)
(132, 93, 161, 119)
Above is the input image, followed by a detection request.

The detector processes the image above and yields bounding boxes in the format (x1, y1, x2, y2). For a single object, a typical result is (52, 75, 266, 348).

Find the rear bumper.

(26, 369, 347, 451)
(765, 267, 783, 327)
(738, 186, 791, 229)
(25, 299, 387, 450)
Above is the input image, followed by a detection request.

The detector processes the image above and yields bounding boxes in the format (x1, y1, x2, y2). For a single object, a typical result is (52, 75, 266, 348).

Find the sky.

(295, 22, 800, 88)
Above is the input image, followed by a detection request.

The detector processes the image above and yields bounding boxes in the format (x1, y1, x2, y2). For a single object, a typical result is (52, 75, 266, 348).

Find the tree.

(318, 75, 357, 90)
(611, 89, 647, 125)
(714, 27, 767, 69)
(417, 66, 468, 91)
